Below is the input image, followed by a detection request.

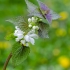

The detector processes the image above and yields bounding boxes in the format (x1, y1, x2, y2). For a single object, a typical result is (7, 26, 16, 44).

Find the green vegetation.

(0, 0, 70, 70)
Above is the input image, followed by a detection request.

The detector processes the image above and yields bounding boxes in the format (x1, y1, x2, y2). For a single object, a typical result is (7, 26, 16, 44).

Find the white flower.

(14, 25, 39, 46)
(14, 30, 18, 36)
(29, 34, 38, 39)
(17, 34, 24, 39)
(28, 29, 38, 39)
(14, 30, 23, 36)
(24, 35, 35, 45)
(14, 26, 25, 42)
(15, 34, 24, 42)
(14, 30, 24, 39)
(28, 18, 32, 23)
(24, 29, 38, 45)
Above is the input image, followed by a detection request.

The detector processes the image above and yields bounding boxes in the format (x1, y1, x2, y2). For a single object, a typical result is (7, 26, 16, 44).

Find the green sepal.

(12, 42, 30, 66)
(38, 18, 49, 25)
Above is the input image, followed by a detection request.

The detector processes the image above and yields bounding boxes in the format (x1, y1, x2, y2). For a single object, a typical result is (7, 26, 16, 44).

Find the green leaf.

(38, 22, 49, 38)
(12, 43, 30, 66)
(6, 16, 30, 33)
(25, 0, 43, 18)
(38, 18, 49, 25)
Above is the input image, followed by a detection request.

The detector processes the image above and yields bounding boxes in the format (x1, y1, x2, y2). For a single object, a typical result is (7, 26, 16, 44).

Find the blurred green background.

(0, 0, 70, 70)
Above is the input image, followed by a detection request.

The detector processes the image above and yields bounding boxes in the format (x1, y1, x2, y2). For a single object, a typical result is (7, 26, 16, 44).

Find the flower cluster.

(28, 17, 39, 30)
(14, 17, 39, 47)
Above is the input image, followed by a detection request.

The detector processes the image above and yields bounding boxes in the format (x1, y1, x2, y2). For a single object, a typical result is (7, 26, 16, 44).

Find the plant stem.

(3, 53, 12, 70)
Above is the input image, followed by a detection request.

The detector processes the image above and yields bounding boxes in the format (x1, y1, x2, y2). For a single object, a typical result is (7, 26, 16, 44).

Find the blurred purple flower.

(37, 0, 60, 23)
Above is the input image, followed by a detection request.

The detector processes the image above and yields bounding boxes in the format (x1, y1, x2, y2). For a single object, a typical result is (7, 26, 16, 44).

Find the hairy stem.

(3, 53, 12, 70)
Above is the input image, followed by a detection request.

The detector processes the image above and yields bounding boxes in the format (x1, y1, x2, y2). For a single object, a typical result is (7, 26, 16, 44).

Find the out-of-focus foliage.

(0, 0, 70, 70)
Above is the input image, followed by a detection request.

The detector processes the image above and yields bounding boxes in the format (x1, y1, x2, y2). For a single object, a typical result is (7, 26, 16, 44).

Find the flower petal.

(30, 38, 35, 45)
(29, 34, 38, 39)
(24, 35, 30, 42)
(28, 29, 35, 35)
(17, 34, 24, 39)
(14, 30, 18, 36)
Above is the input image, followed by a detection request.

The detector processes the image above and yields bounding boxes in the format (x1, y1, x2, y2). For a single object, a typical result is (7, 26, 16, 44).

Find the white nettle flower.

(17, 34, 24, 39)
(14, 26, 38, 46)
(24, 30, 38, 45)
(14, 26, 25, 41)
(14, 26, 24, 36)
(24, 35, 34, 45)
(14, 30, 24, 36)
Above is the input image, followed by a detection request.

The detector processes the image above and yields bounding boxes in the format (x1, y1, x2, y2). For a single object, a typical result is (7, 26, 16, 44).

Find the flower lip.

(24, 29, 38, 45)
(24, 35, 35, 45)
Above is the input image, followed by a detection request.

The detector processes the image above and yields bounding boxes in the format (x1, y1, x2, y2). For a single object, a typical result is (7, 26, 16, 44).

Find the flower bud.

(32, 17, 36, 22)
(33, 26, 39, 30)
(28, 24, 32, 28)
(28, 18, 32, 23)
(33, 26, 36, 30)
